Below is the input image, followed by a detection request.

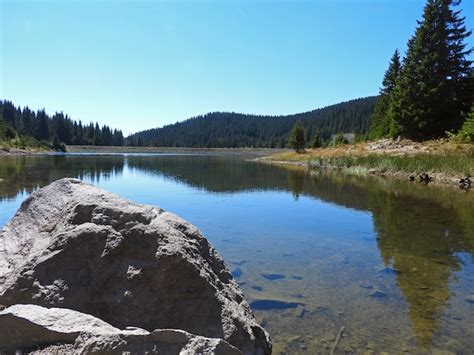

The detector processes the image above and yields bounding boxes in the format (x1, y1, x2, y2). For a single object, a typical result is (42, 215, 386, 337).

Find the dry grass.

(272, 139, 474, 161)
(262, 139, 474, 182)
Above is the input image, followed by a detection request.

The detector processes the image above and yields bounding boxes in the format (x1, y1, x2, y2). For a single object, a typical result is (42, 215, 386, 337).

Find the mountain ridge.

(127, 96, 377, 148)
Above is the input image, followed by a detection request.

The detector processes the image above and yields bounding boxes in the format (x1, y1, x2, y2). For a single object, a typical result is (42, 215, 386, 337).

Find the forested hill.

(0, 100, 124, 148)
(127, 97, 377, 148)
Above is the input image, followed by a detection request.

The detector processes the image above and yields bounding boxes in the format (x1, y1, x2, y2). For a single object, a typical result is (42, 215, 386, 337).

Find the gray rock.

(0, 304, 241, 354)
(0, 178, 271, 354)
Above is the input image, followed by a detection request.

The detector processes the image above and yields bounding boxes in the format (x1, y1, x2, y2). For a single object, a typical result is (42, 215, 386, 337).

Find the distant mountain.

(127, 96, 377, 148)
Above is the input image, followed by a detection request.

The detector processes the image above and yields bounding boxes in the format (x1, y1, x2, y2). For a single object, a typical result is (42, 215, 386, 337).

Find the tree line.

(0, 100, 124, 149)
(370, 0, 473, 141)
(127, 97, 377, 148)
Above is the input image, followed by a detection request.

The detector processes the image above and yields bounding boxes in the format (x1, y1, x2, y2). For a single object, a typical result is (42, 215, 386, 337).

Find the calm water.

(1, 154, 474, 354)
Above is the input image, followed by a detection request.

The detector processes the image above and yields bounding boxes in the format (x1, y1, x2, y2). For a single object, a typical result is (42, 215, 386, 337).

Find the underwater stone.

(261, 273, 285, 281)
(465, 295, 474, 304)
(370, 290, 387, 298)
(250, 299, 304, 311)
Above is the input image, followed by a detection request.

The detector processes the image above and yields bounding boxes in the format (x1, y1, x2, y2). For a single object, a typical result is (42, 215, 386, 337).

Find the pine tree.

(0, 118, 6, 140)
(457, 105, 474, 142)
(389, 0, 473, 140)
(334, 133, 348, 146)
(289, 121, 306, 153)
(370, 50, 401, 138)
(51, 135, 66, 152)
(36, 110, 50, 141)
(93, 123, 102, 146)
(311, 130, 322, 148)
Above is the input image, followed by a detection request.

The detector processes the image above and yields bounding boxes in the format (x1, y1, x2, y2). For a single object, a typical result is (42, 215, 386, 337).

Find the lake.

(1, 154, 473, 354)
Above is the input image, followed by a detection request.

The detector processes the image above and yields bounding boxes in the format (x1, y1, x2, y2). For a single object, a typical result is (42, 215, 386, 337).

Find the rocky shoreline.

(257, 158, 470, 189)
(0, 179, 271, 354)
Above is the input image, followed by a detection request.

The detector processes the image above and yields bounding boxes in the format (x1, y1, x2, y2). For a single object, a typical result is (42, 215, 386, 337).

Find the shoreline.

(64, 145, 289, 157)
(257, 158, 467, 189)
(0, 147, 49, 156)
(0, 145, 290, 157)
(257, 139, 474, 190)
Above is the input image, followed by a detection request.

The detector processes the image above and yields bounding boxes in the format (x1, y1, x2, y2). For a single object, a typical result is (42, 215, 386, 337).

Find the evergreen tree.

(21, 107, 34, 136)
(0, 118, 6, 140)
(2, 101, 17, 129)
(311, 130, 322, 148)
(94, 123, 102, 146)
(36, 110, 50, 141)
(334, 133, 348, 146)
(370, 50, 401, 138)
(389, 0, 473, 140)
(457, 105, 474, 142)
(113, 129, 124, 146)
(289, 121, 306, 153)
(51, 135, 66, 152)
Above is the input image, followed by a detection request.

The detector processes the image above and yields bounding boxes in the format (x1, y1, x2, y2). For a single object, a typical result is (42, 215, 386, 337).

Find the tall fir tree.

(310, 130, 322, 148)
(370, 50, 401, 138)
(289, 121, 306, 153)
(36, 110, 50, 141)
(389, 0, 473, 140)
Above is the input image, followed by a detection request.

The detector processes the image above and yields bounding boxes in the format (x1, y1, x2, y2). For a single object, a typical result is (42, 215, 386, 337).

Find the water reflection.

(0, 154, 473, 352)
(0, 155, 124, 201)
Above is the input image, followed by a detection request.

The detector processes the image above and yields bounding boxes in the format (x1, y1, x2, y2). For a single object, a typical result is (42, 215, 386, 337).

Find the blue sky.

(1, 0, 473, 135)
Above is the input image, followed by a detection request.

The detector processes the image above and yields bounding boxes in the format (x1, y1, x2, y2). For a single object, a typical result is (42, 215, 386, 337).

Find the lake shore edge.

(257, 139, 474, 189)
(0, 145, 290, 157)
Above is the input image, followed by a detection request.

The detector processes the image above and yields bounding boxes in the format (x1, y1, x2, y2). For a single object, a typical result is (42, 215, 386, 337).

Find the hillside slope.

(127, 96, 377, 148)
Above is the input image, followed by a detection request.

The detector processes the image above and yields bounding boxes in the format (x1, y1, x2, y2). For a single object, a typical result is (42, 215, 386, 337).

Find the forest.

(369, 0, 473, 141)
(0, 100, 124, 150)
(127, 97, 377, 148)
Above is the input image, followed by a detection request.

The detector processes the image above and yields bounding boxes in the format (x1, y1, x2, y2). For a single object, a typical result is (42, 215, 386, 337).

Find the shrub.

(457, 108, 474, 142)
(334, 134, 348, 146)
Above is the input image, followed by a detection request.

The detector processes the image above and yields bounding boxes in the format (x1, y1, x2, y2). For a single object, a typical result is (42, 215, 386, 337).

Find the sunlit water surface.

(1, 154, 473, 354)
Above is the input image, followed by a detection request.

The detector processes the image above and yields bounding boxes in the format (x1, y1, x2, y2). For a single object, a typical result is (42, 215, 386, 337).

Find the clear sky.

(1, 0, 473, 135)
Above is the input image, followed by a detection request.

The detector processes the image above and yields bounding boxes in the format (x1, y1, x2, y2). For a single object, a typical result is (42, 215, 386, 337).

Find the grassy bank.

(261, 139, 474, 186)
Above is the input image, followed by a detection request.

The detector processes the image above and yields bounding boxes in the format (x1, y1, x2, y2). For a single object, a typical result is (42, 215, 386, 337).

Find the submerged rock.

(0, 304, 241, 354)
(0, 178, 271, 354)
(250, 299, 304, 310)
(261, 273, 285, 281)
(370, 290, 387, 298)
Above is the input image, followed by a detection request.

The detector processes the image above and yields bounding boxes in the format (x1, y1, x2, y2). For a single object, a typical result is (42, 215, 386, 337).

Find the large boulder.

(0, 178, 271, 354)
(0, 304, 241, 354)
